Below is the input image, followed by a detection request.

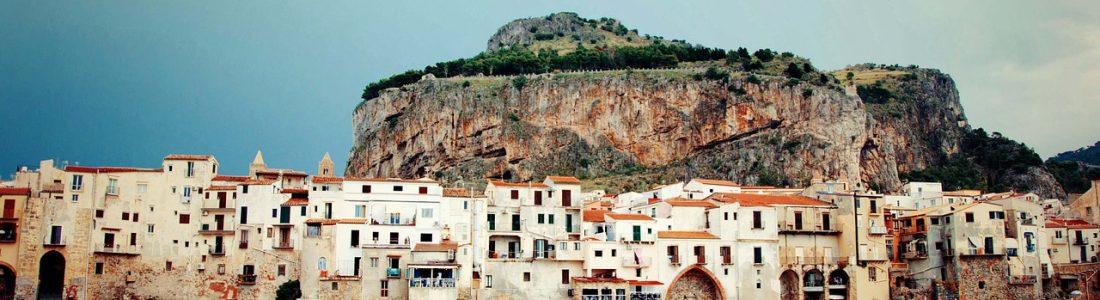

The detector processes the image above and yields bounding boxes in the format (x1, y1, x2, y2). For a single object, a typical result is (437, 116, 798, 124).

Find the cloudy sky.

(2, 1, 1097, 177)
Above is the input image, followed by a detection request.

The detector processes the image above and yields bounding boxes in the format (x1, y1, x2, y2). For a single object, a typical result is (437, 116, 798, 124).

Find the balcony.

(534, 250, 556, 259)
(960, 248, 1001, 256)
(374, 217, 415, 226)
(386, 268, 401, 278)
(43, 235, 66, 247)
(209, 244, 226, 256)
(201, 207, 235, 213)
(868, 226, 888, 235)
(1052, 237, 1067, 244)
(1074, 237, 1090, 246)
(361, 239, 411, 249)
(630, 293, 661, 300)
(581, 296, 626, 300)
(669, 255, 681, 265)
(488, 250, 528, 261)
(94, 243, 141, 255)
(409, 278, 456, 288)
(904, 250, 928, 260)
(777, 222, 839, 235)
(890, 262, 909, 271)
(1008, 275, 1037, 285)
(272, 239, 295, 250)
(199, 224, 234, 235)
(622, 256, 652, 267)
(804, 280, 825, 293)
(238, 274, 257, 285)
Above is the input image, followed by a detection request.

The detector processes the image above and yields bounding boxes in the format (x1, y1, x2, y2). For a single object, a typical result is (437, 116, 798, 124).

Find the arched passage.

(37, 251, 65, 300)
(803, 269, 824, 300)
(828, 269, 850, 300)
(780, 270, 799, 300)
(666, 266, 725, 300)
(0, 263, 15, 300)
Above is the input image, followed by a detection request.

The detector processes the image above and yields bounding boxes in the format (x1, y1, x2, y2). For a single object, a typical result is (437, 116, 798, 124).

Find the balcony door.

(279, 207, 291, 223)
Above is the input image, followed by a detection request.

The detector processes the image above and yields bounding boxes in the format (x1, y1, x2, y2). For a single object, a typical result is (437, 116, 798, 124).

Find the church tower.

(249, 150, 267, 178)
(318, 152, 335, 177)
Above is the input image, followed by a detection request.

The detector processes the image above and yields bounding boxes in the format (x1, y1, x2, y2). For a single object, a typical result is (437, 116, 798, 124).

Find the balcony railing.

(630, 292, 661, 300)
(904, 250, 928, 260)
(386, 268, 401, 278)
(581, 296, 626, 300)
(238, 274, 257, 285)
(272, 239, 295, 249)
(695, 255, 707, 265)
(804, 279, 825, 292)
(778, 222, 838, 234)
(209, 244, 226, 256)
(1052, 237, 1067, 244)
(409, 278, 456, 288)
(1074, 237, 1090, 245)
(669, 255, 681, 265)
(780, 256, 827, 265)
(534, 250, 556, 259)
(375, 218, 415, 226)
(1008, 275, 1037, 285)
(488, 250, 525, 260)
(960, 248, 1001, 256)
(94, 243, 141, 255)
(869, 226, 888, 235)
(43, 235, 66, 246)
(622, 256, 652, 267)
(361, 239, 411, 249)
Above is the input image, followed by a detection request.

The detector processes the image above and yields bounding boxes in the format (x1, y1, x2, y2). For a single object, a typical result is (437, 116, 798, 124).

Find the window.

(421, 208, 433, 218)
(71, 175, 84, 191)
(418, 186, 428, 194)
(133, 213, 139, 222)
(106, 178, 119, 195)
(510, 190, 519, 199)
(931, 218, 939, 225)
(307, 224, 321, 237)
(277, 264, 286, 276)
(486, 275, 494, 288)
(724, 212, 729, 220)
(752, 211, 763, 229)
(71, 194, 79, 202)
(301, 206, 306, 216)
(561, 270, 570, 284)
(331, 282, 338, 290)
(420, 233, 432, 242)
(965, 213, 974, 223)
(362, 185, 371, 193)
(370, 257, 379, 267)
(351, 230, 360, 247)
(595, 250, 603, 257)
(242, 185, 248, 194)
(240, 207, 248, 224)
(538, 214, 545, 224)
(667, 245, 679, 263)
(137, 183, 147, 194)
(753, 247, 763, 264)
(95, 262, 104, 274)
(95, 209, 104, 218)
(535, 191, 543, 205)
(393, 185, 403, 192)
(122, 212, 129, 220)
(147, 224, 155, 233)
(549, 214, 555, 224)
(165, 261, 173, 271)
(354, 205, 365, 218)
(182, 187, 191, 201)
(524, 272, 531, 282)
(869, 267, 877, 281)
(380, 280, 389, 297)
(179, 214, 190, 224)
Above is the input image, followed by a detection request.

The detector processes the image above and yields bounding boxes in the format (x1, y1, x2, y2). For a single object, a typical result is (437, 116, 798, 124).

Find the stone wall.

(952, 256, 1040, 300)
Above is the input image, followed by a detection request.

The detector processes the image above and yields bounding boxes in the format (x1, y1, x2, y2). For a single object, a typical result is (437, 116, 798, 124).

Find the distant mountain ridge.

(1051, 140, 1100, 166)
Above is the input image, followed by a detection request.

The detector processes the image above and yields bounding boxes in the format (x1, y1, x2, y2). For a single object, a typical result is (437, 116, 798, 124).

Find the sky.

(2, 1, 1098, 178)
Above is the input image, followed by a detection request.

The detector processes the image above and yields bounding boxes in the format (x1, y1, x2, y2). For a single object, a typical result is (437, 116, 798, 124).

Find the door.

(511, 215, 520, 231)
(279, 207, 291, 223)
(566, 214, 573, 233)
(489, 241, 496, 257)
(633, 225, 642, 241)
(822, 214, 831, 231)
(2, 200, 13, 218)
(985, 237, 994, 255)
(218, 192, 227, 208)
(794, 212, 803, 230)
(214, 236, 223, 253)
(38, 251, 65, 299)
(50, 226, 62, 245)
(508, 241, 518, 258)
(562, 190, 572, 207)
(487, 214, 496, 231)
(215, 215, 224, 231)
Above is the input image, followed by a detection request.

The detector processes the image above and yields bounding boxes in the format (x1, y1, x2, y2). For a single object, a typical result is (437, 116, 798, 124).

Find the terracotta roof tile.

(546, 176, 582, 184)
(413, 242, 458, 252)
(243, 179, 276, 185)
(627, 280, 664, 286)
(281, 198, 309, 206)
(336, 218, 368, 224)
(665, 200, 718, 208)
(657, 231, 718, 239)
(707, 193, 831, 207)
(212, 175, 249, 182)
(311, 176, 344, 183)
(164, 154, 213, 161)
(65, 166, 162, 173)
(305, 219, 338, 225)
(583, 210, 609, 222)
(605, 213, 654, 221)
(1047, 218, 1099, 229)
(571, 277, 628, 283)
(489, 181, 548, 188)
(692, 178, 740, 187)
(0, 187, 31, 196)
(281, 188, 309, 194)
(206, 185, 238, 191)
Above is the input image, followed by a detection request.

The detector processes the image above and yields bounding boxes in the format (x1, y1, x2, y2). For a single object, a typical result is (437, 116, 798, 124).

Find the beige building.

(0, 187, 30, 299)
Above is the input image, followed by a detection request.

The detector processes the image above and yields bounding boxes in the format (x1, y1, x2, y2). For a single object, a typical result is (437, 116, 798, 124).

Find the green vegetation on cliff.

(901, 128, 1042, 192)
(1050, 140, 1100, 166)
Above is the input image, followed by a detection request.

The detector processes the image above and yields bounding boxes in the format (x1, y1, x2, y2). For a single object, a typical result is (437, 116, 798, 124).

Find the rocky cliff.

(348, 13, 1064, 197)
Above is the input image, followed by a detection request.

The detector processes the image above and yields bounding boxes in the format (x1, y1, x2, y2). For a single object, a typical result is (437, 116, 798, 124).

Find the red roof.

(443, 188, 478, 198)
(281, 188, 309, 194)
(627, 280, 664, 286)
(164, 154, 213, 161)
(0, 187, 31, 196)
(206, 185, 237, 191)
(311, 176, 344, 183)
(65, 166, 162, 173)
(665, 200, 718, 208)
(657, 231, 718, 239)
(281, 198, 309, 206)
(605, 213, 654, 221)
(1047, 218, 1099, 229)
(489, 181, 548, 188)
(692, 178, 740, 187)
(243, 179, 276, 185)
(583, 210, 609, 222)
(212, 175, 249, 182)
(546, 176, 582, 184)
(708, 193, 831, 207)
(305, 219, 338, 225)
(571, 277, 628, 283)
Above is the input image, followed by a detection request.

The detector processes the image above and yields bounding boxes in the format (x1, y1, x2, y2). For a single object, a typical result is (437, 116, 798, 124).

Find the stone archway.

(827, 269, 850, 300)
(780, 270, 799, 300)
(803, 269, 824, 300)
(37, 251, 65, 300)
(666, 266, 725, 300)
(0, 263, 14, 300)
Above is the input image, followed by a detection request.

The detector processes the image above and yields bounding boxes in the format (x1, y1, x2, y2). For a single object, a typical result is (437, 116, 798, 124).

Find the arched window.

(318, 257, 327, 270)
